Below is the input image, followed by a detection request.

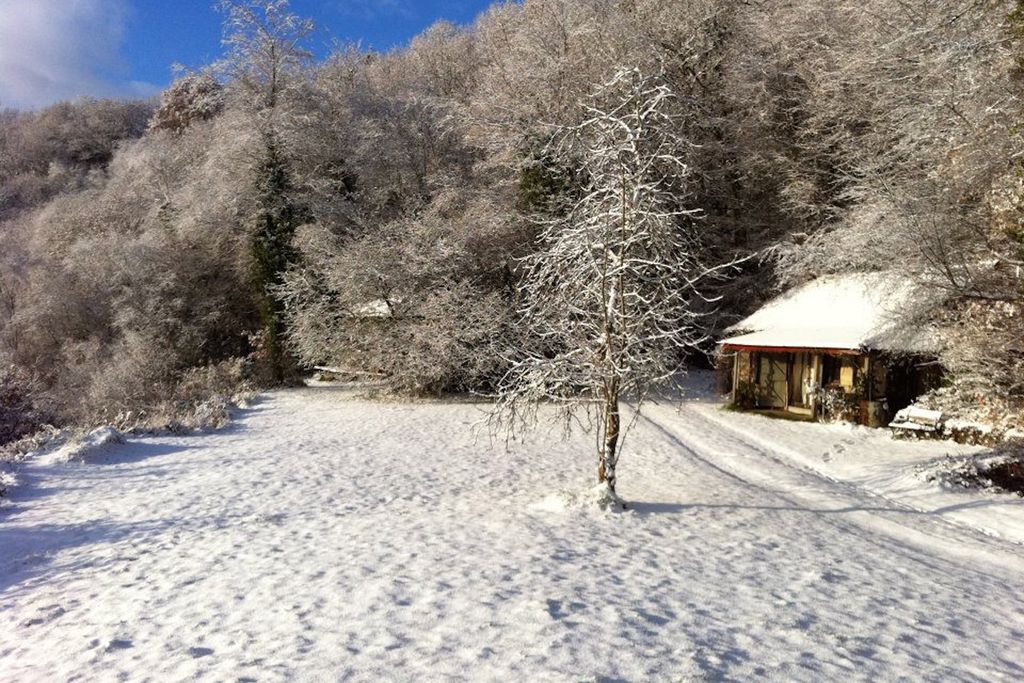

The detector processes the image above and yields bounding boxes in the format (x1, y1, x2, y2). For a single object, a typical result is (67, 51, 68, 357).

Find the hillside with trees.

(1, 0, 1021, 443)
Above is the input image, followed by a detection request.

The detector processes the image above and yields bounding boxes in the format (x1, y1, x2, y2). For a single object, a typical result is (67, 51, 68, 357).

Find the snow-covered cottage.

(719, 273, 940, 426)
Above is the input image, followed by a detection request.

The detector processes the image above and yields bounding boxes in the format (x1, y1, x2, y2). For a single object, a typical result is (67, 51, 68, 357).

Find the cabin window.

(840, 359, 856, 391)
(822, 355, 841, 386)
(821, 354, 857, 391)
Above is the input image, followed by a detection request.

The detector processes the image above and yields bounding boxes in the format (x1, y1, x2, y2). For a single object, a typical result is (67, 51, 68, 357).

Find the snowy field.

(3, 386, 1024, 682)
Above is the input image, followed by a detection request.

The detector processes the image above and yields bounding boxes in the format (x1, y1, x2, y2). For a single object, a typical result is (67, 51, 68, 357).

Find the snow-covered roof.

(350, 298, 394, 319)
(720, 272, 937, 354)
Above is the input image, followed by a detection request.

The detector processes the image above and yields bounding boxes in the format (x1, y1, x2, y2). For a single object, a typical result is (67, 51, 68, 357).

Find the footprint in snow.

(255, 512, 287, 525)
(21, 604, 65, 626)
(546, 598, 587, 620)
(188, 646, 215, 658)
(106, 639, 134, 652)
(821, 569, 848, 584)
(823, 441, 852, 462)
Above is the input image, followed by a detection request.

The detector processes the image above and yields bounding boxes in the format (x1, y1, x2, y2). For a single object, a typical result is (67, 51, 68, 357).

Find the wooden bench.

(889, 407, 944, 434)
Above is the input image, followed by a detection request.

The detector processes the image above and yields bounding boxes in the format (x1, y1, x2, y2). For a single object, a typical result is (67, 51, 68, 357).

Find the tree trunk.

(598, 386, 621, 491)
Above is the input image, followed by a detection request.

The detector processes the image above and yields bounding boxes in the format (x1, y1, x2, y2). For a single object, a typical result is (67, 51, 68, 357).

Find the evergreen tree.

(250, 134, 303, 383)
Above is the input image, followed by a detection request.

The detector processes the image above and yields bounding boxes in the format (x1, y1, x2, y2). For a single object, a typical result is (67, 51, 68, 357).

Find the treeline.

(1, 0, 1021, 442)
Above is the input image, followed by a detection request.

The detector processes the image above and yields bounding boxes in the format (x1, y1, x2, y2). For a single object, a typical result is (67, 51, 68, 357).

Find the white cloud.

(0, 0, 157, 109)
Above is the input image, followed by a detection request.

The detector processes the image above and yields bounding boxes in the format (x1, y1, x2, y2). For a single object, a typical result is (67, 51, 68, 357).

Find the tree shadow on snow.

(626, 501, 689, 514)
(0, 505, 262, 596)
(626, 500, 950, 518)
(67, 441, 196, 467)
(1, 442, 195, 512)
(0, 517, 174, 595)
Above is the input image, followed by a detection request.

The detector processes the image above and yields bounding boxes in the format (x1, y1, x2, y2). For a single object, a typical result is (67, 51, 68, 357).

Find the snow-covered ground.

(3, 386, 1024, 681)
(666, 403, 1024, 546)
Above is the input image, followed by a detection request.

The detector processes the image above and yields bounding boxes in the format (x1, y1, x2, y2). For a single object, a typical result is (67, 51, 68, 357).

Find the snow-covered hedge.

(924, 441, 1024, 497)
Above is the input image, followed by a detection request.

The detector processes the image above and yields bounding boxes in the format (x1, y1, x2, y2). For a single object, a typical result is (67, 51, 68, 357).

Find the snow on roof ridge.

(721, 271, 936, 353)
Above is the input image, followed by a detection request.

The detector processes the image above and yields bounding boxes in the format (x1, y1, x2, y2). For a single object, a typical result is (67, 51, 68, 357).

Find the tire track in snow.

(636, 402, 1024, 583)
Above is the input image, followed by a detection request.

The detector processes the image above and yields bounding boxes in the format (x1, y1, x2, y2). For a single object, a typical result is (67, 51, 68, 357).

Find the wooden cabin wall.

(726, 348, 942, 427)
(727, 351, 758, 408)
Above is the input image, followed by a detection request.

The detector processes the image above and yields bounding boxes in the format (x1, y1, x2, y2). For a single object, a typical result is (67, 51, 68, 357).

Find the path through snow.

(2, 388, 1024, 681)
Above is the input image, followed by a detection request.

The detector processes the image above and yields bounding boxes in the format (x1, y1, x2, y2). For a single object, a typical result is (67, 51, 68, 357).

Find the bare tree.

(495, 67, 731, 495)
(217, 0, 314, 111)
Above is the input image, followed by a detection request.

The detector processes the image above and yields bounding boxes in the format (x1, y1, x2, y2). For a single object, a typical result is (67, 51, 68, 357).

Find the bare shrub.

(0, 366, 53, 447)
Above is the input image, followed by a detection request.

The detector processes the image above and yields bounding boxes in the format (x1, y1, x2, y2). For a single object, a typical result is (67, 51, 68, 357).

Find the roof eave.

(719, 342, 863, 355)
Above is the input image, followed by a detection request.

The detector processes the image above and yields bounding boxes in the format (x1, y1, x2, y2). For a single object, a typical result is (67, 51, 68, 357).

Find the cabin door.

(758, 353, 788, 408)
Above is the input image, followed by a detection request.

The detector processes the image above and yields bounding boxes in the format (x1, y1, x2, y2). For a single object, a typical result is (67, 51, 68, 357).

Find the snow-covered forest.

(1, 0, 1022, 442)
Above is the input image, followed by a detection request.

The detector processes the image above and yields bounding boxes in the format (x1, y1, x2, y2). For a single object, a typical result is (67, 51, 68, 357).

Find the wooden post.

(812, 353, 823, 420)
(866, 354, 874, 401)
(731, 350, 740, 405)
(784, 352, 792, 411)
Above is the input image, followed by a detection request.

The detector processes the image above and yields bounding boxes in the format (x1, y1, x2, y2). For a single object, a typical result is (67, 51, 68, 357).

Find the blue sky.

(0, 0, 497, 110)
